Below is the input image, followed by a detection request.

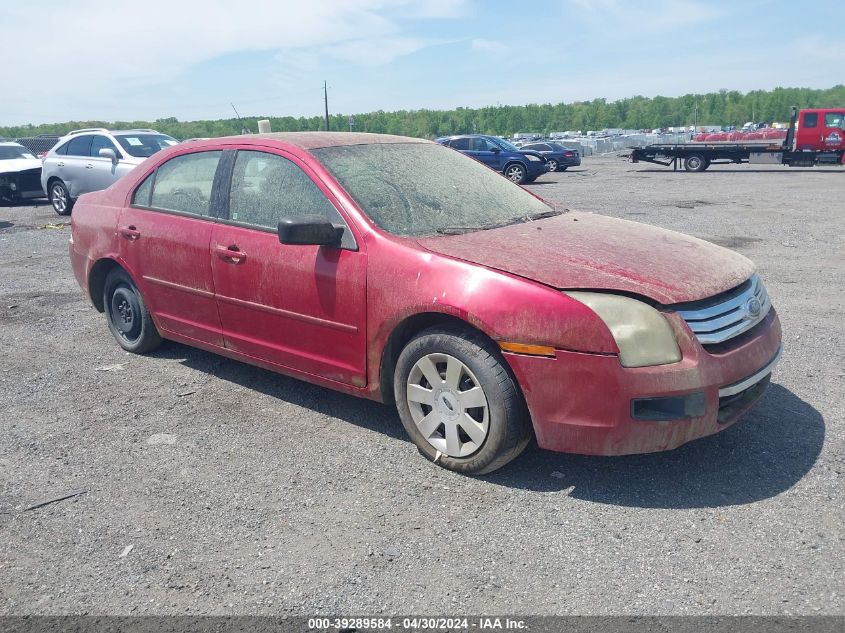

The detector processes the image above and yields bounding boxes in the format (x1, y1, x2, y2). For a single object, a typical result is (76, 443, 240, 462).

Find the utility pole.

(323, 81, 330, 131)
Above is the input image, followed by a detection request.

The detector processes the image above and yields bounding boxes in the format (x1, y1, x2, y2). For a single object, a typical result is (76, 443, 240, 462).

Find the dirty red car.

(69, 133, 782, 474)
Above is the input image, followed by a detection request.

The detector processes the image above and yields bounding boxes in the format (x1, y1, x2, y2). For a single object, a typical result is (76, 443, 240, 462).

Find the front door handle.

(57, 162, 64, 167)
(215, 244, 247, 264)
(119, 226, 140, 240)
(85, 163, 94, 169)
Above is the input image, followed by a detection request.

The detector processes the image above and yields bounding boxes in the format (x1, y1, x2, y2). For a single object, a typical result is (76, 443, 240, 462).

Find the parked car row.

(2, 129, 583, 212)
(40, 128, 178, 214)
(434, 134, 580, 184)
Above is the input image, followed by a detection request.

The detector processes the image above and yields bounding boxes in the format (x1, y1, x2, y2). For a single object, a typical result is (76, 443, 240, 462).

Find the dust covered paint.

(69, 132, 782, 468)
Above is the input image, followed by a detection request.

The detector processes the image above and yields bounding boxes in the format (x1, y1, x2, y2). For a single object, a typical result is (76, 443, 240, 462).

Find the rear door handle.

(57, 162, 64, 167)
(215, 244, 247, 264)
(119, 226, 140, 240)
(85, 163, 94, 169)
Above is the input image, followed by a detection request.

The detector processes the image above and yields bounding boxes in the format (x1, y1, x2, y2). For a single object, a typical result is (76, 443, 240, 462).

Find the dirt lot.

(1, 156, 842, 615)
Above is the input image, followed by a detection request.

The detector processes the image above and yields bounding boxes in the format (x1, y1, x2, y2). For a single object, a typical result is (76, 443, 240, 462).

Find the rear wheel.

(503, 163, 527, 184)
(394, 326, 532, 474)
(559, 166, 568, 171)
(546, 159, 559, 172)
(103, 268, 162, 354)
(684, 154, 708, 172)
(49, 180, 73, 215)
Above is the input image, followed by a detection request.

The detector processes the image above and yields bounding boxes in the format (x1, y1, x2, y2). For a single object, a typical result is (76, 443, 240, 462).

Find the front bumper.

(504, 309, 782, 455)
(525, 160, 550, 177)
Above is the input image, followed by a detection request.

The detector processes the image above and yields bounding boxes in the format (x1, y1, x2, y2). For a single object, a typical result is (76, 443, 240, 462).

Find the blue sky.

(2, 0, 841, 126)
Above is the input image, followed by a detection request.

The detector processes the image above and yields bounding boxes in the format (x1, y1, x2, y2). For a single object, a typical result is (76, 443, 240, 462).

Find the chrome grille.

(674, 274, 771, 345)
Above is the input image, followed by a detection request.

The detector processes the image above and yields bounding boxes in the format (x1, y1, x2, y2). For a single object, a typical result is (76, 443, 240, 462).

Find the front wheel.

(49, 180, 73, 215)
(103, 268, 162, 354)
(394, 326, 532, 474)
(503, 163, 527, 184)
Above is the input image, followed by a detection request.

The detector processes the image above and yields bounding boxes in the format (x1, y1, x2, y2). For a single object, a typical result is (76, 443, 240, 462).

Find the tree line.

(3, 85, 843, 141)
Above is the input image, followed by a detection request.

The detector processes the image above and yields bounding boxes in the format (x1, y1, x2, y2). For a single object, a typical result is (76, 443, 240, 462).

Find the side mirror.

(98, 148, 118, 163)
(278, 215, 343, 246)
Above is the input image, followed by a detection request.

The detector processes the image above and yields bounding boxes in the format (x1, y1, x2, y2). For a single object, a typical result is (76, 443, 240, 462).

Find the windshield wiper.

(435, 209, 563, 236)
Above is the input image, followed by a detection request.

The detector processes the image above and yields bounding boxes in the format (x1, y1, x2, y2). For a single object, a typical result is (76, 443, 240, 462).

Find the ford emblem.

(745, 297, 762, 319)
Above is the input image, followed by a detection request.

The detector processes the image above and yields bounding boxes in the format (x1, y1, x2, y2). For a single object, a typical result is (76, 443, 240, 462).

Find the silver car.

(41, 128, 178, 215)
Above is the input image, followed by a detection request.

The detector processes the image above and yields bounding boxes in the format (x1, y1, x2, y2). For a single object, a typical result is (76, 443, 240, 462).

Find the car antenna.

(231, 102, 250, 134)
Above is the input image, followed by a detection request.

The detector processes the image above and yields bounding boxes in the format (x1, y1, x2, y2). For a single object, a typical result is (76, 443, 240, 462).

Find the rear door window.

(149, 151, 222, 216)
(803, 113, 818, 128)
(66, 135, 93, 156)
(449, 138, 470, 150)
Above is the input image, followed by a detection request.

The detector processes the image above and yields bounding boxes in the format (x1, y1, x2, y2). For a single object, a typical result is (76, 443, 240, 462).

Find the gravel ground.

(0, 156, 842, 616)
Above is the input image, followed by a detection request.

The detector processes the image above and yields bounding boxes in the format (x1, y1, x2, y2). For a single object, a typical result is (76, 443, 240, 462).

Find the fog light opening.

(631, 392, 706, 421)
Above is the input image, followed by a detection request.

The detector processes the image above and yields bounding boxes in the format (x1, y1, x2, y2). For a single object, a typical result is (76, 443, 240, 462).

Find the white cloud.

(568, 0, 720, 32)
(0, 0, 467, 124)
(471, 39, 509, 54)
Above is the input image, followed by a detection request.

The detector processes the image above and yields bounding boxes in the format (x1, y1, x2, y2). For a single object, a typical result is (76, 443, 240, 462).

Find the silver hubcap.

(406, 353, 489, 458)
(506, 166, 524, 182)
(52, 185, 66, 212)
(548, 160, 557, 170)
(688, 157, 702, 169)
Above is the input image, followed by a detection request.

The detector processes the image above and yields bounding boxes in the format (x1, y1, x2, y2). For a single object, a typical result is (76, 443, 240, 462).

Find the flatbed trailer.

(628, 107, 845, 171)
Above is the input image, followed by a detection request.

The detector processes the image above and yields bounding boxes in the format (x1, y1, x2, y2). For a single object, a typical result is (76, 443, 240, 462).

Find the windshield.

(312, 142, 555, 237)
(491, 138, 521, 152)
(115, 134, 178, 158)
(0, 146, 36, 160)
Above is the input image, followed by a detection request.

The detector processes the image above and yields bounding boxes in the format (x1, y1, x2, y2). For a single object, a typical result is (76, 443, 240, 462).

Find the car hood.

(0, 158, 42, 173)
(416, 211, 756, 304)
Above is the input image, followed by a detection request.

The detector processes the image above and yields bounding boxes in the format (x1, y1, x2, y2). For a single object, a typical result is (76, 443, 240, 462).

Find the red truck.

(629, 107, 845, 171)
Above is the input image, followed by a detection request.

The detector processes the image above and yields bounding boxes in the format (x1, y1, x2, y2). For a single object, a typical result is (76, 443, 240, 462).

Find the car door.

(118, 150, 225, 347)
(795, 111, 819, 150)
(61, 135, 93, 197)
(471, 137, 501, 169)
(210, 148, 367, 386)
(86, 135, 123, 192)
(821, 111, 845, 151)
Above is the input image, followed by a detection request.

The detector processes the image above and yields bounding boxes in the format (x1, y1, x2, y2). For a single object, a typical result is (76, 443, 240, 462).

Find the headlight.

(525, 154, 541, 161)
(565, 292, 681, 368)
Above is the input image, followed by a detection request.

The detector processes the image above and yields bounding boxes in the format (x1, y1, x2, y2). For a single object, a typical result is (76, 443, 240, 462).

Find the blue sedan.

(520, 142, 582, 171)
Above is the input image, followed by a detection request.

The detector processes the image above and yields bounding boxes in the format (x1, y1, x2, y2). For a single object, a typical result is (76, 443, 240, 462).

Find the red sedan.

(69, 133, 782, 474)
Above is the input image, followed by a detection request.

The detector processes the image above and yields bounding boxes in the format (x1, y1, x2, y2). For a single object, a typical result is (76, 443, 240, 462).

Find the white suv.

(41, 128, 178, 215)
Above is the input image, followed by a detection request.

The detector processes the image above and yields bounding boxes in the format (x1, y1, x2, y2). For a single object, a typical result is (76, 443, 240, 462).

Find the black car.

(519, 142, 581, 171)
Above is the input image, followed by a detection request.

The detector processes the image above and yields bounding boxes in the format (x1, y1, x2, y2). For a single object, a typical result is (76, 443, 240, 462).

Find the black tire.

(503, 162, 528, 184)
(546, 159, 558, 172)
(49, 179, 74, 215)
(684, 154, 708, 172)
(394, 325, 532, 475)
(103, 268, 162, 354)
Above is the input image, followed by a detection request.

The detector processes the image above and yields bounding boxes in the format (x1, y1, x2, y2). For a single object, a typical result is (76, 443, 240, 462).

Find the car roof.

(0, 141, 26, 148)
(187, 132, 431, 151)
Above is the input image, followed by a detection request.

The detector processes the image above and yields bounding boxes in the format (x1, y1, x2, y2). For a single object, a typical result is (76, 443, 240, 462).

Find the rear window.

(116, 134, 179, 158)
(803, 113, 818, 128)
